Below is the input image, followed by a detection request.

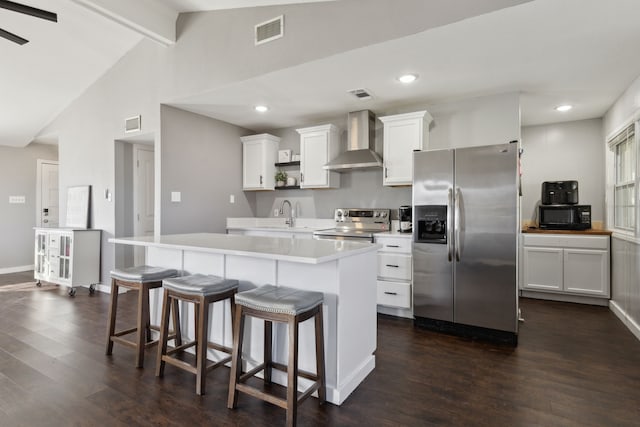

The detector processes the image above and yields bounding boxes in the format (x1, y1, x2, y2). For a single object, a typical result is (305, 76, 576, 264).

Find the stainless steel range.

(313, 208, 391, 242)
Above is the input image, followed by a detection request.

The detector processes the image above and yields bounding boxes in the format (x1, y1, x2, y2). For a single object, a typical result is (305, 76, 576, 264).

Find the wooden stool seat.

(155, 274, 238, 395)
(227, 284, 326, 427)
(105, 265, 179, 368)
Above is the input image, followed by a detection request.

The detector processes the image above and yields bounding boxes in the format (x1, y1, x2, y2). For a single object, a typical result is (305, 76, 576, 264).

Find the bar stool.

(156, 274, 239, 395)
(105, 265, 179, 368)
(227, 285, 326, 427)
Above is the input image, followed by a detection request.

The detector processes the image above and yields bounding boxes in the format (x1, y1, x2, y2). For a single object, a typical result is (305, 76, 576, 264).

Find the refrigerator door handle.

(447, 188, 453, 262)
(455, 187, 461, 262)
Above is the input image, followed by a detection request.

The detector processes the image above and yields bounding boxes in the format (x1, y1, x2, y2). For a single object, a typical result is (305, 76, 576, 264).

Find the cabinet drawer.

(522, 234, 609, 250)
(377, 253, 411, 280)
(377, 280, 411, 308)
(374, 236, 412, 253)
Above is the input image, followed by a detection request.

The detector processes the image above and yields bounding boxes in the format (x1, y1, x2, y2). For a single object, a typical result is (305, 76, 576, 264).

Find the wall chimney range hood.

(323, 110, 382, 171)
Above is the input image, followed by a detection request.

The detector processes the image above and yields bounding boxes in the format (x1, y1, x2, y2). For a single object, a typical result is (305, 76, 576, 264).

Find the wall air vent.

(125, 115, 141, 133)
(347, 88, 373, 100)
(255, 15, 284, 45)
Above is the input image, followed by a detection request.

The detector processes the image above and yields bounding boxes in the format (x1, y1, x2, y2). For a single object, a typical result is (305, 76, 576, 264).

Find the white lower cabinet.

(34, 228, 101, 296)
(522, 233, 610, 301)
(377, 280, 411, 309)
(375, 234, 413, 317)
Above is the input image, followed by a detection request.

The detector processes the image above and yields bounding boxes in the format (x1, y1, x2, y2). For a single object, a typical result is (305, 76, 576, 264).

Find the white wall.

(160, 106, 256, 233)
(0, 143, 58, 271)
(603, 73, 640, 340)
(521, 119, 605, 225)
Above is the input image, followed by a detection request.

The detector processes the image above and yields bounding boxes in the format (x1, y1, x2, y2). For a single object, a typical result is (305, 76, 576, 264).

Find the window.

(610, 123, 637, 231)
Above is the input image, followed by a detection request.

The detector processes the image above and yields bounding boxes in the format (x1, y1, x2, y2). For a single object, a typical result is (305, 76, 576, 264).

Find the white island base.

(110, 233, 378, 405)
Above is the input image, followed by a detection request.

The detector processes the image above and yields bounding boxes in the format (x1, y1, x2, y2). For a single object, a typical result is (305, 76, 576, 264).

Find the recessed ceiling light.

(397, 74, 418, 84)
(254, 105, 269, 113)
(555, 105, 573, 112)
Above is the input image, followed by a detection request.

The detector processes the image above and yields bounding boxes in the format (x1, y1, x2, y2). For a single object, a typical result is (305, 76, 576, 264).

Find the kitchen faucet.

(279, 199, 294, 228)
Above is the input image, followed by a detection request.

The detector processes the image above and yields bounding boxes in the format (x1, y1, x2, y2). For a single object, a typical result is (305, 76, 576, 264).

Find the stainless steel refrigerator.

(412, 143, 519, 344)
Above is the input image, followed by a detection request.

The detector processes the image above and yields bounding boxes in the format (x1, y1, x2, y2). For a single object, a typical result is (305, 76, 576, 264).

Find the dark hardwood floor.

(1, 272, 639, 426)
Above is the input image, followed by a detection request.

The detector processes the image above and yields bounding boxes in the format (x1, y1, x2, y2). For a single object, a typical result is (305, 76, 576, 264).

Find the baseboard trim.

(0, 265, 34, 275)
(609, 300, 640, 342)
(520, 290, 609, 306)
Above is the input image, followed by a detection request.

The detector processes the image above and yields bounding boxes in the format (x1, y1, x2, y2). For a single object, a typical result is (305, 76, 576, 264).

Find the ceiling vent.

(255, 15, 284, 45)
(125, 115, 141, 133)
(347, 88, 373, 100)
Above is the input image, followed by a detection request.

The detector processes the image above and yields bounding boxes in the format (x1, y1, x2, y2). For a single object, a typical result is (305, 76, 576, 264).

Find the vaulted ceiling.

(3, 0, 640, 148)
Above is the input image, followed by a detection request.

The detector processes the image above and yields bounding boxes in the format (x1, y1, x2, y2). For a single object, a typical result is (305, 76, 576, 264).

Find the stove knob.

(336, 210, 343, 218)
(343, 210, 349, 217)
(373, 211, 380, 217)
(380, 211, 388, 218)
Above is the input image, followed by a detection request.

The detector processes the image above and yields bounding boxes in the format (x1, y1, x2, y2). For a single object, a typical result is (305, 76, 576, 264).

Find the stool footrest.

(167, 341, 197, 355)
(206, 355, 232, 372)
(162, 356, 198, 374)
(111, 335, 159, 349)
(143, 339, 159, 349)
(271, 362, 319, 382)
(240, 363, 266, 382)
(236, 383, 288, 409)
(206, 342, 232, 354)
(113, 327, 137, 337)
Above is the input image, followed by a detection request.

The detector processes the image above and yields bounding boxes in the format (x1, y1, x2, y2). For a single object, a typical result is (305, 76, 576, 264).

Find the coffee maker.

(399, 205, 412, 233)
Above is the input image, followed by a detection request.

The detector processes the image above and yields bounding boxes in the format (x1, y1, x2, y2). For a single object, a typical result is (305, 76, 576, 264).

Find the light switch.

(9, 196, 25, 204)
(171, 191, 181, 203)
(229, 194, 235, 204)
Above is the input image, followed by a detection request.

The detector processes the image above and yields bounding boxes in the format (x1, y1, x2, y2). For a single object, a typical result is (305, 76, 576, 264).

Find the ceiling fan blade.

(0, 0, 57, 22)
(0, 27, 28, 44)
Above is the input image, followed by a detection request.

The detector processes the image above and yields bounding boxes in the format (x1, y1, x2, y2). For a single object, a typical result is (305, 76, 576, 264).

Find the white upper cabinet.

(297, 124, 340, 189)
(379, 110, 433, 186)
(241, 134, 280, 191)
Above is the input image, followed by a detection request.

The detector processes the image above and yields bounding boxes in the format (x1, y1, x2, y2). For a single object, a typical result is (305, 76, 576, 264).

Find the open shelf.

(275, 161, 300, 167)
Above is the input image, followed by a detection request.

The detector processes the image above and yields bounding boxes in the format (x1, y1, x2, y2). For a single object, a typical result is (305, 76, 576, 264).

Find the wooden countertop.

(521, 227, 612, 236)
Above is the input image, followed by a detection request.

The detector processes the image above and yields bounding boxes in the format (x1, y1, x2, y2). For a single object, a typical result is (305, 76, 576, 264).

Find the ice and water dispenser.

(414, 205, 447, 244)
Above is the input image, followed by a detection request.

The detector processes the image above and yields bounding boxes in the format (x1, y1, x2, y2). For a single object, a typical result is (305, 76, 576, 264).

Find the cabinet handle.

(386, 264, 399, 268)
(385, 167, 388, 178)
(384, 291, 398, 295)
(386, 245, 400, 248)
(300, 173, 304, 183)
(259, 175, 263, 185)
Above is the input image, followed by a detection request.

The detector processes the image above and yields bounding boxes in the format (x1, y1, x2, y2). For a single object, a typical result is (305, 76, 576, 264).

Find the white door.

(300, 132, 328, 188)
(134, 146, 154, 265)
(243, 141, 264, 189)
(383, 119, 421, 186)
(39, 161, 59, 227)
(522, 246, 563, 291)
(563, 249, 609, 296)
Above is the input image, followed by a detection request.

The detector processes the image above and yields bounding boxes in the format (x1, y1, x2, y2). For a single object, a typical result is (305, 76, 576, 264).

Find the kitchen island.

(108, 233, 379, 405)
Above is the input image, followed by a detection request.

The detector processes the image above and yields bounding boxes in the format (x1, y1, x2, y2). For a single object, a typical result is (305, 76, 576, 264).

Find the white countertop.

(109, 233, 379, 264)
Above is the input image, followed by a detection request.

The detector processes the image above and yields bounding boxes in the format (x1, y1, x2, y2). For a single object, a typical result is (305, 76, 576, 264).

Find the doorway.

(114, 134, 155, 268)
(133, 145, 155, 265)
(36, 159, 59, 228)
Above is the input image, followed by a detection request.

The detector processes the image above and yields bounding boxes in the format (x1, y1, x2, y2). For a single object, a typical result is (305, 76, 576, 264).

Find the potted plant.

(275, 169, 287, 187)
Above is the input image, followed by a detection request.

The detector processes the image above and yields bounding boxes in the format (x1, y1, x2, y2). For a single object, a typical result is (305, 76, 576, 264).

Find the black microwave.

(539, 205, 591, 230)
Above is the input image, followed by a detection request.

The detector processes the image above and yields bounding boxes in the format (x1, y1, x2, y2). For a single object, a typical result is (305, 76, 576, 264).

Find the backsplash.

(255, 169, 411, 219)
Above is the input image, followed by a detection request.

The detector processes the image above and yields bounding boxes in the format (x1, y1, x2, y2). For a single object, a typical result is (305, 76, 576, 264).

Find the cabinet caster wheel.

(89, 284, 96, 295)
(36, 281, 42, 288)
(68, 288, 76, 297)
